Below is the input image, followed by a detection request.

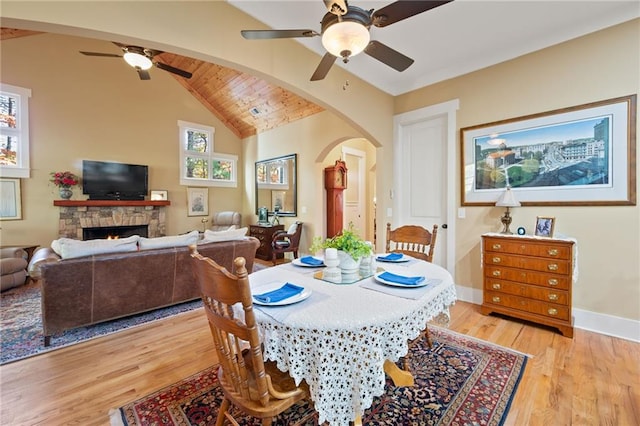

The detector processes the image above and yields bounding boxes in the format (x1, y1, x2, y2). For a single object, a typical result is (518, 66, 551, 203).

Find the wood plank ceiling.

(1, 28, 324, 139)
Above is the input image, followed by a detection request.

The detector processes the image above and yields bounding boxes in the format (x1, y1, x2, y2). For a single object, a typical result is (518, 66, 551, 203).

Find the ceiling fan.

(241, 0, 452, 81)
(79, 42, 192, 80)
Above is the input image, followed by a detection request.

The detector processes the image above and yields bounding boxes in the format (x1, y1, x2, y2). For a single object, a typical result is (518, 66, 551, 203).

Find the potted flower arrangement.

(310, 223, 373, 276)
(50, 171, 80, 200)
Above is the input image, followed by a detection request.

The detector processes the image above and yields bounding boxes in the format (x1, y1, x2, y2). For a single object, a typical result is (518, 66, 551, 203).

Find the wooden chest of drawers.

(481, 234, 575, 337)
(249, 224, 284, 261)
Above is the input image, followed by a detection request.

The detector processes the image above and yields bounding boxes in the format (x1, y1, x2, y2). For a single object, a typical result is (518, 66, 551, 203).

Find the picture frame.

(0, 178, 22, 220)
(187, 187, 208, 217)
(461, 95, 636, 206)
(535, 216, 555, 238)
(150, 190, 168, 201)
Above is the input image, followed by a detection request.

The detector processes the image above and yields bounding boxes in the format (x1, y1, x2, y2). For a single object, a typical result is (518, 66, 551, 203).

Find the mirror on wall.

(255, 153, 297, 217)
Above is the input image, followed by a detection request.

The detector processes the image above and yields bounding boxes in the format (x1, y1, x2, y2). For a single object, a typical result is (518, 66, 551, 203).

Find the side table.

(249, 224, 284, 261)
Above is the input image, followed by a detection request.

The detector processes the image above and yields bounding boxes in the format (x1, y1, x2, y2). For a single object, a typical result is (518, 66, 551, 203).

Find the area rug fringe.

(430, 324, 535, 358)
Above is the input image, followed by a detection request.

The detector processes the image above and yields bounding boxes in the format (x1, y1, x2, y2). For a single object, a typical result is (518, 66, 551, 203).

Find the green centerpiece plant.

(309, 222, 372, 261)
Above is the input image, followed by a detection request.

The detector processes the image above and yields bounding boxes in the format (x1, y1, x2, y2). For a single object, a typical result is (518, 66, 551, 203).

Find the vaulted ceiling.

(0, 28, 324, 139)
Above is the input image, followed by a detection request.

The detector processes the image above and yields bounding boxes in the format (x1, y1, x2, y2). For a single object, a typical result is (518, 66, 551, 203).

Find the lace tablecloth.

(249, 260, 458, 425)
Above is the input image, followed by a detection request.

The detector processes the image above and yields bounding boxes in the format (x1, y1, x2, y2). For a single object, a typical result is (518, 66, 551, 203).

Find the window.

(179, 120, 237, 187)
(0, 84, 31, 178)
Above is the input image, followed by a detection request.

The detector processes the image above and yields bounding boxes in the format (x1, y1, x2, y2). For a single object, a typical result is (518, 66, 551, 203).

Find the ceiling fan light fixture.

(123, 52, 153, 70)
(322, 20, 370, 59)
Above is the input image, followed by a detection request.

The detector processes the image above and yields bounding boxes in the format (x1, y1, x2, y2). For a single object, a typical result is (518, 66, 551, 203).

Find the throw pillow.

(287, 222, 298, 235)
(51, 239, 62, 256)
(199, 227, 248, 244)
(138, 230, 200, 250)
(58, 235, 140, 259)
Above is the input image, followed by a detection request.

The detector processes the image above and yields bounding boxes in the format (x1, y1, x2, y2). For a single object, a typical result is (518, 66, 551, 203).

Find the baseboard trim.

(454, 284, 640, 343)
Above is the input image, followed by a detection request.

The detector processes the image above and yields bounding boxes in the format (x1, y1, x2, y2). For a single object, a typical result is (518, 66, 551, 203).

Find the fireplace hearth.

(83, 225, 149, 240)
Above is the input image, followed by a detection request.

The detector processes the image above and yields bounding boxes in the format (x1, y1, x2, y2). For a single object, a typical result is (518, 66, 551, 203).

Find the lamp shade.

(321, 21, 370, 59)
(495, 186, 521, 207)
(123, 52, 153, 70)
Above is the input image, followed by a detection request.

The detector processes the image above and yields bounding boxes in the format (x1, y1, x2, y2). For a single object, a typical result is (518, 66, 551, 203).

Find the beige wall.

(0, 33, 245, 246)
(1, 3, 638, 328)
(396, 19, 640, 322)
(243, 111, 376, 255)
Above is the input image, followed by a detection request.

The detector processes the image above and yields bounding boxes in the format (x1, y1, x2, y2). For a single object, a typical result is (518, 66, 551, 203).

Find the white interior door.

(342, 147, 366, 238)
(393, 100, 459, 272)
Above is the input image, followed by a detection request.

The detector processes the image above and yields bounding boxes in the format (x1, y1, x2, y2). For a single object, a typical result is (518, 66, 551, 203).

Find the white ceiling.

(228, 0, 639, 96)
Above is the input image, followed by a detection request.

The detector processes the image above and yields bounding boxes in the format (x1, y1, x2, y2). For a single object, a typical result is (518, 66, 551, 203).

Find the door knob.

(441, 224, 448, 229)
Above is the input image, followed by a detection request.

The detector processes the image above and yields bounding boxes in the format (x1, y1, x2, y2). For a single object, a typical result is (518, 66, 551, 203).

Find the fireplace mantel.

(53, 200, 170, 207)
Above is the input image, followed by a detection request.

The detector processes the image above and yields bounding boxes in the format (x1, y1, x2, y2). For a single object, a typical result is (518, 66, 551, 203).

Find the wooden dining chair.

(271, 221, 303, 265)
(189, 246, 311, 425)
(385, 223, 438, 373)
(385, 222, 438, 263)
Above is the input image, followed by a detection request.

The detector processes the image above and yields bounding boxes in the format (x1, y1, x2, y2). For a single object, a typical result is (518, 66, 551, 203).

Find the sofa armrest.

(0, 247, 27, 260)
(28, 247, 61, 280)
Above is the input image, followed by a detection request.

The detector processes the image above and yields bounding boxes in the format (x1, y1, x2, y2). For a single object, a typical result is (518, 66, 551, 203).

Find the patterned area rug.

(0, 282, 202, 365)
(0, 263, 269, 365)
(111, 327, 528, 425)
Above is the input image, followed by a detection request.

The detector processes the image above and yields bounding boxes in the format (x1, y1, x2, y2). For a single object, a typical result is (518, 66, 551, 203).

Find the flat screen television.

(82, 160, 148, 201)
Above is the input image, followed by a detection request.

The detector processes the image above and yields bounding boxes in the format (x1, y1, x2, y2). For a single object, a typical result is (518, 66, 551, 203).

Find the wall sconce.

(495, 186, 520, 234)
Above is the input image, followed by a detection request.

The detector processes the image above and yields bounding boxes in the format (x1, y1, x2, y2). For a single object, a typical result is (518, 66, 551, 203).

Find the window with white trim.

(0, 84, 31, 178)
(179, 120, 237, 187)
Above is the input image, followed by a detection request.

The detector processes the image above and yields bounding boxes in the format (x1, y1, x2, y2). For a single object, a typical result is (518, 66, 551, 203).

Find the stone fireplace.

(55, 201, 168, 239)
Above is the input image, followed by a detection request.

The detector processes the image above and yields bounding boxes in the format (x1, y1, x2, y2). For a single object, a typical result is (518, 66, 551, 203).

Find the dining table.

(247, 255, 458, 425)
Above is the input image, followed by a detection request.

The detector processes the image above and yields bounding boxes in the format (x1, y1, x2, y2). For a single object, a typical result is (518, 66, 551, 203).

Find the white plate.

(252, 282, 312, 306)
(375, 253, 411, 263)
(292, 257, 325, 267)
(374, 271, 429, 288)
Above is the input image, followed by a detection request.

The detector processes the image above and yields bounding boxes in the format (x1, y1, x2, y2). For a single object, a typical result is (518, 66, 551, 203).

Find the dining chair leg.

(215, 398, 231, 426)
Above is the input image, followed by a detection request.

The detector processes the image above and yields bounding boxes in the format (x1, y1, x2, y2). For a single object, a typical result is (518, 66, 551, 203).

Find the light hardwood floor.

(1, 300, 638, 425)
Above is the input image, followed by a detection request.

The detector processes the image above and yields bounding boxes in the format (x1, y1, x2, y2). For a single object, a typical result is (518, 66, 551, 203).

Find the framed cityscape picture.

(461, 95, 636, 206)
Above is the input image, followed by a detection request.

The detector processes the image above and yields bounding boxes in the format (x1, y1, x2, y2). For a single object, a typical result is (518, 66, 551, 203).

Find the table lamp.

(495, 186, 520, 234)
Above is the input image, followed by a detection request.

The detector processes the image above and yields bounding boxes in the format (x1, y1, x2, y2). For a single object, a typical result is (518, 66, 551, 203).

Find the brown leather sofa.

(30, 238, 259, 346)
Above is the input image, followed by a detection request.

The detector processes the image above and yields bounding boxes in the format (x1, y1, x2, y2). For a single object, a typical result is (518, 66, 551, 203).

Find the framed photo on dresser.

(534, 216, 555, 238)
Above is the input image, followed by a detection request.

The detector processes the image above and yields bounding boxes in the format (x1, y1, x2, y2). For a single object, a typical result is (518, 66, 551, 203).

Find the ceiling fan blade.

(241, 29, 318, 39)
(372, 0, 453, 28)
(364, 40, 414, 72)
(79, 51, 122, 58)
(155, 62, 193, 79)
(310, 53, 337, 81)
(136, 68, 151, 80)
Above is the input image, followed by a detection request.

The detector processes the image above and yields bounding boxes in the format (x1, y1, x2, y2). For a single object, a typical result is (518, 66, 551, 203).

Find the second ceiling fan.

(79, 42, 192, 80)
(241, 0, 453, 81)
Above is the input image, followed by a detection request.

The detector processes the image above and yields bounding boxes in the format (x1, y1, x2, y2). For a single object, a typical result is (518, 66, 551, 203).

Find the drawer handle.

(548, 308, 558, 316)
(492, 243, 501, 250)
(492, 270, 501, 277)
(492, 283, 501, 290)
(492, 256, 501, 263)
(547, 263, 558, 271)
(548, 278, 558, 286)
(548, 293, 558, 301)
(548, 248, 559, 256)
(492, 296, 501, 303)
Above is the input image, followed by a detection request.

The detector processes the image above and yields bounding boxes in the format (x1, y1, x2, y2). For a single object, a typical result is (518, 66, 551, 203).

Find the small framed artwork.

(187, 187, 208, 217)
(150, 190, 168, 201)
(534, 216, 555, 238)
(0, 178, 22, 220)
